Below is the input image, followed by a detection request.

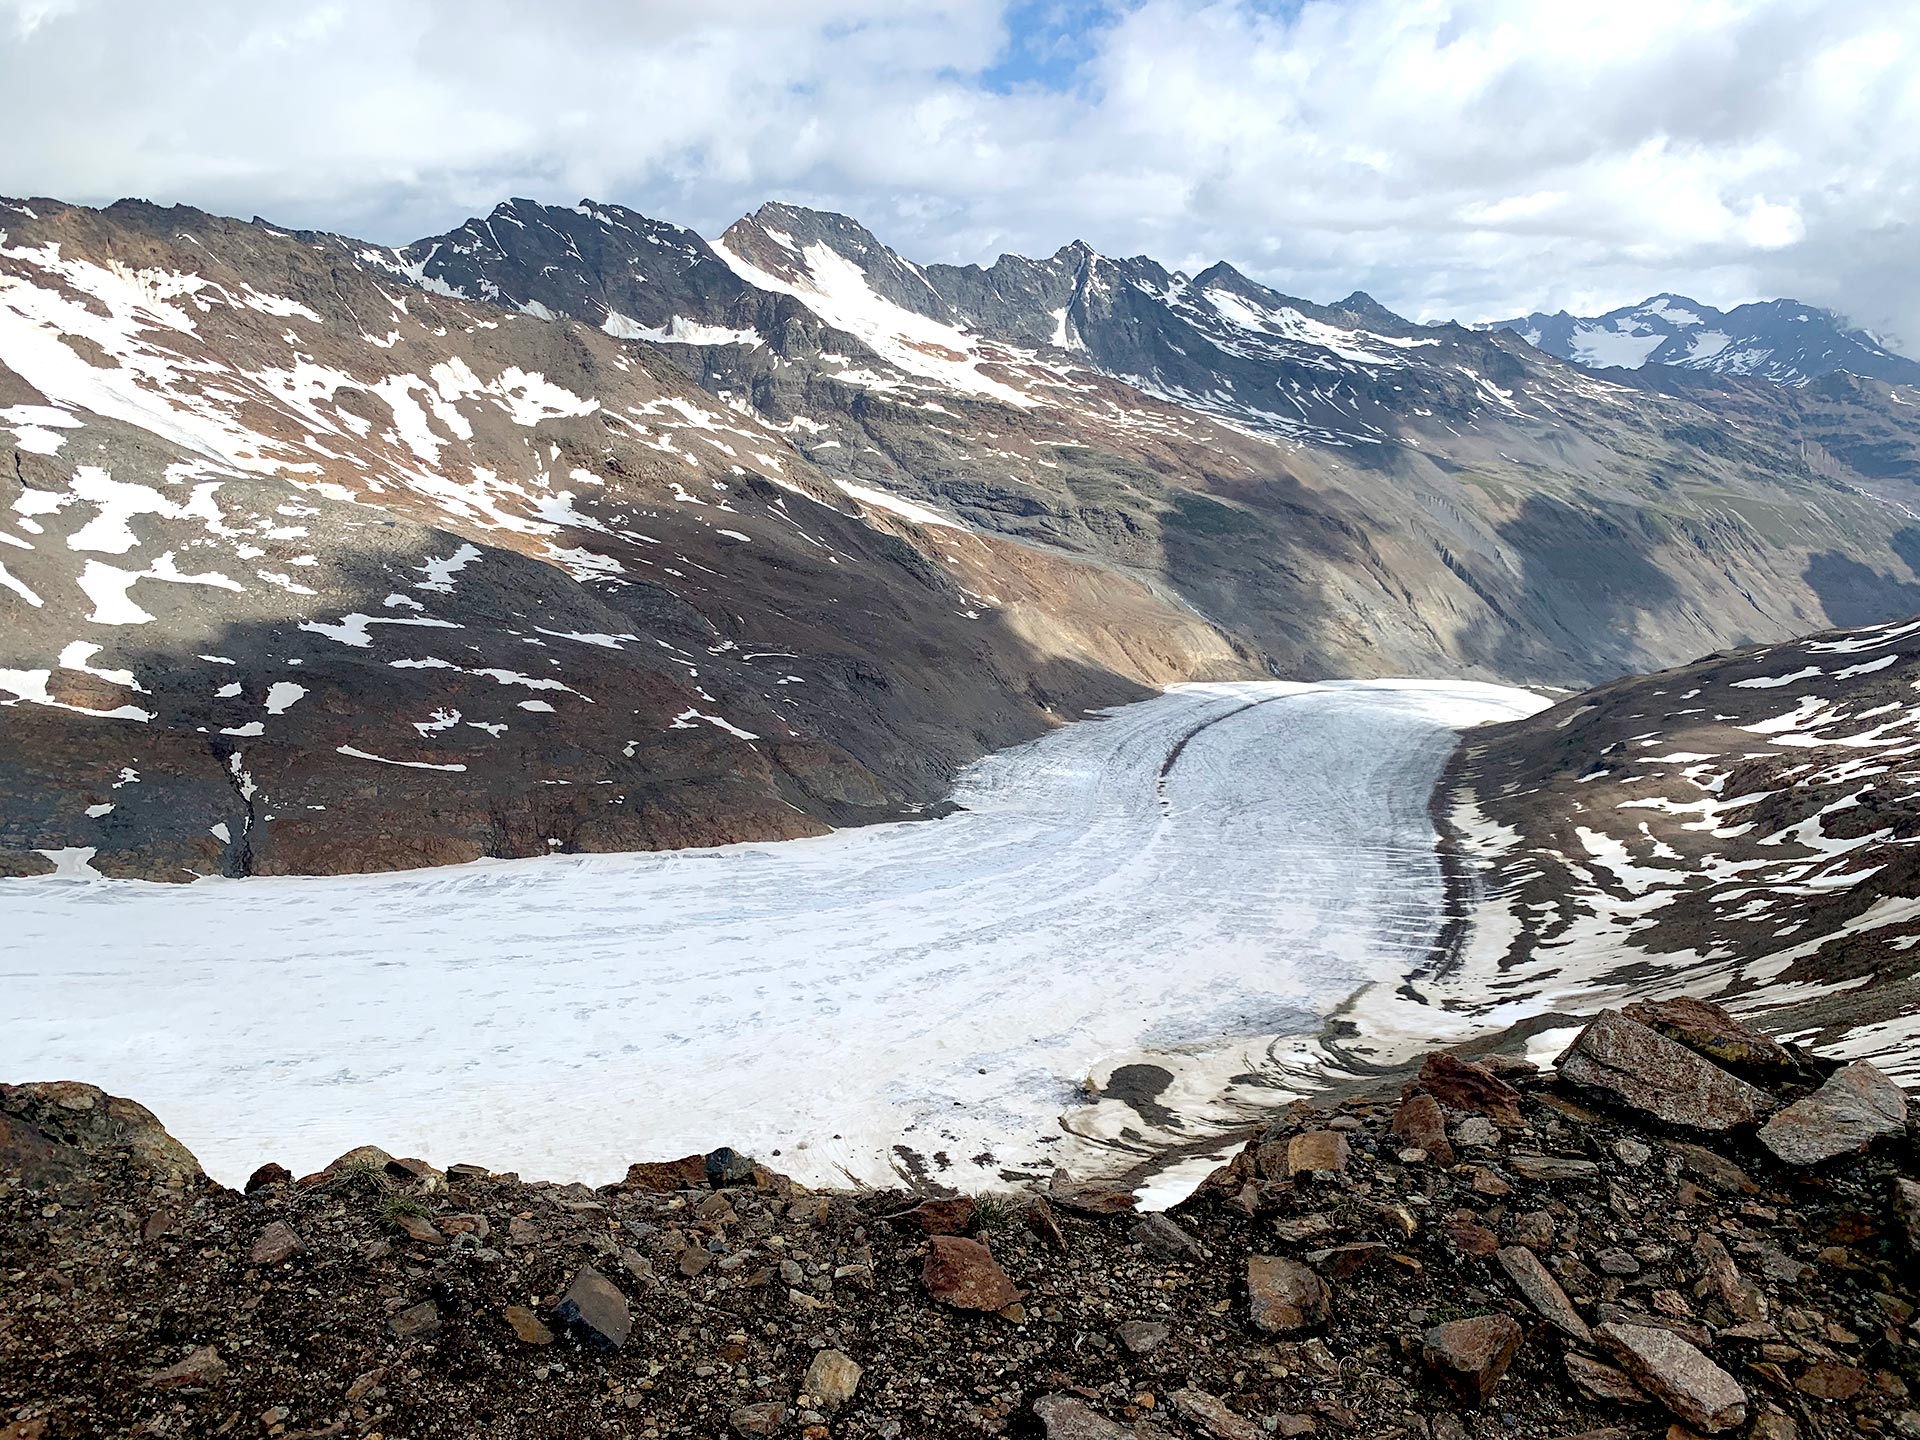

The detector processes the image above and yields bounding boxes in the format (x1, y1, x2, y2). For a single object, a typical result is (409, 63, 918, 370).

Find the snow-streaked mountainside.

(1491, 292, 1920, 387)
(6, 192, 1920, 878)
(1441, 611, 1920, 1083)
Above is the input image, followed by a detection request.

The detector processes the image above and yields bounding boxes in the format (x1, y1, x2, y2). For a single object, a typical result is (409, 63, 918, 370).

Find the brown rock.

(389, 1300, 440, 1338)
(1026, 1195, 1069, 1252)
(552, 1264, 630, 1351)
(678, 1243, 714, 1277)
(1416, 1053, 1524, 1127)
(1246, 1254, 1329, 1335)
(1306, 1241, 1388, 1279)
(1555, 1012, 1772, 1132)
(1795, 1362, 1867, 1400)
(1597, 1321, 1747, 1432)
(1286, 1130, 1349, 1176)
(392, 1212, 445, 1245)
(1622, 996, 1799, 1077)
(730, 1402, 787, 1436)
(921, 1234, 1022, 1310)
(622, 1153, 710, 1191)
(1897, 1177, 1920, 1255)
(1171, 1387, 1263, 1440)
(885, 1196, 976, 1234)
(1390, 1092, 1457, 1167)
(1048, 1168, 1138, 1214)
(1757, 1061, 1908, 1166)
(1272, 1213, 1335, 1244)
(1033, 1395, 1132, 1440)
(244, 1162, 291, 1193)
(1565, 1352, 1649, 1405)
(1447, 1216, 1500, 1258)
(1422, 1314, 1523, 1404)
(803, 1348, 862, 1411)
(1509, 1153, 1599, 1182)
(248, 1220, 304, 1266)
(503, 1304, 554, 1345)
(1693, 1233, 1766, 1323)
(144, 1345, 228, 1389)
(1497, 1244, 1592, 1343)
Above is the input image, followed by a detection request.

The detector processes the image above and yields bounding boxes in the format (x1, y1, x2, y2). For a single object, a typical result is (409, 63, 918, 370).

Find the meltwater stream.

(4, 679, 1545, 1194)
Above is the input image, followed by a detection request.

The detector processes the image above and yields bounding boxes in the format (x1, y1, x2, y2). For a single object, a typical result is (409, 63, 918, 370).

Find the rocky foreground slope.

(3, 1002, 1915, 1440)
(7, 194, 1920, 877)
(1437, 611, 1920, 1083)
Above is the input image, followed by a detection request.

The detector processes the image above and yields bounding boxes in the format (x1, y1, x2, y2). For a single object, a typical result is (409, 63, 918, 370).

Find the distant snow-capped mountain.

(1490, 293, 1920, 386)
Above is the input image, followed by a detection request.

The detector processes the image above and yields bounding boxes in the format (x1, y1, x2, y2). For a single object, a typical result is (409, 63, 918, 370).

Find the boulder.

(1621, 996, 1800, 1077)
(1421, 1314, 1523, 1404)
(552, 1264, 631, 1351)
(705, 1146, 756, 1187)
(804, 1348, 862, 1411)
(1048, 1168, 1138, 1215)
(1246, 1255, 1329, 1335)
(1116, 1319, 1170, 1354)
(1171, 1387, 1264, 1440)
(1286, 1130, 1349, 1176)
(1034, 1395, 1133, 1440)
(622, 1154, 710, 1192)
(884, 1196, 976, 1235)
(0, 1081, 204, 1193)
(1596, 1321, 1746, 1432)
(729, 1402, 786, 1436)
(1131, 1212, 1205, 1261)
(1389, 1092, 1456, 1166)
(1897, 1177, 1920, 1255)
(389, 1300, 440, 1338)
(248, 1220, 305, 1266)
(244, 1162, 291, 1193)
(1555, 1012, 1771, 1131)
(921, 1234, 1022, 1310)
(1496, 1245, 1591, 1343)
(1415, 1053, 1524, 1127)
(1757, 1061, 1908, 1166)
(144, 1345, 228, 1389)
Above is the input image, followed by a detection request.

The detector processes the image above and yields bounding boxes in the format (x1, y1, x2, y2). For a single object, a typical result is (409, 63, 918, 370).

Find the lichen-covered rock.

(1757, 1061, 1908, 1166)
(1597, 1320, 1747, 1432)
(1555, 1011, 1772, 1131)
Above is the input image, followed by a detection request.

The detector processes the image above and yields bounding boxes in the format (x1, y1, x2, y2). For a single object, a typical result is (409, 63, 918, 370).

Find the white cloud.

(1, 0, 1915, 345)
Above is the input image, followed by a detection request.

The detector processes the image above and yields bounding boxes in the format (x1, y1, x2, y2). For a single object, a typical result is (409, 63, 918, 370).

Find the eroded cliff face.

(2, 1004, 1914, 1440)
(6, 194, 1920, 876)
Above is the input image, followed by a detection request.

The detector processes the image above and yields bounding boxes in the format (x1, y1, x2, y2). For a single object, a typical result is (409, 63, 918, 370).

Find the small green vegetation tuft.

(379, 1194, 430, 1229)
(971, 1192, 1018, 1232)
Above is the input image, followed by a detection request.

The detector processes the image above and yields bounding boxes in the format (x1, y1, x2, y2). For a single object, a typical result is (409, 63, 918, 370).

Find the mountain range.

(1490, 292, 1920, 386)
(5, 192, 1920, 879)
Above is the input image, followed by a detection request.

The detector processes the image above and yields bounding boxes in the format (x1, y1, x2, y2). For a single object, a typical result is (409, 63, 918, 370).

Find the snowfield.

(5, 680, 1545, 1195)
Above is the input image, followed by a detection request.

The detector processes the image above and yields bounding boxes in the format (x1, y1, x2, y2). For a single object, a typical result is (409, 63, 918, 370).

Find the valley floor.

(3, 679, 1544, 1194)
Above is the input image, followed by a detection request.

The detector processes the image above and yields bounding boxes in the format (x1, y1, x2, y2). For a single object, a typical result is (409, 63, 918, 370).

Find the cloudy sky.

(3, 0, 1916, 343)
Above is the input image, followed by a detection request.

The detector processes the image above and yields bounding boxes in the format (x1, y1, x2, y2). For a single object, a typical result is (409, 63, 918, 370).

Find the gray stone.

(1509, 1153, 1599, 1182)
(1033, 1395, 1133, 1440)
(1117, 1319, 1170, 1354)
(552, 1264, 631, 1351)
(1758, 1061, 1907, 1166)
(1131, 1212, 1205, 1261)
(729, 1402, 786, 1436)
(1452, 1115, 1500, 1149)
(248, 1220, 304, 1266)
(1897, 1177, 1920, 1255)
(1171, 1387, 1263, 1440)
(706, 1147, 757, 1187)
(1556, 1011, 1772, 1131)
(389, 1300, 440, 1338)
(1496, 1244, 1591, 1343)
(144, 1345, 228, 1389)
(1597, 1320, 1747, 1433)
